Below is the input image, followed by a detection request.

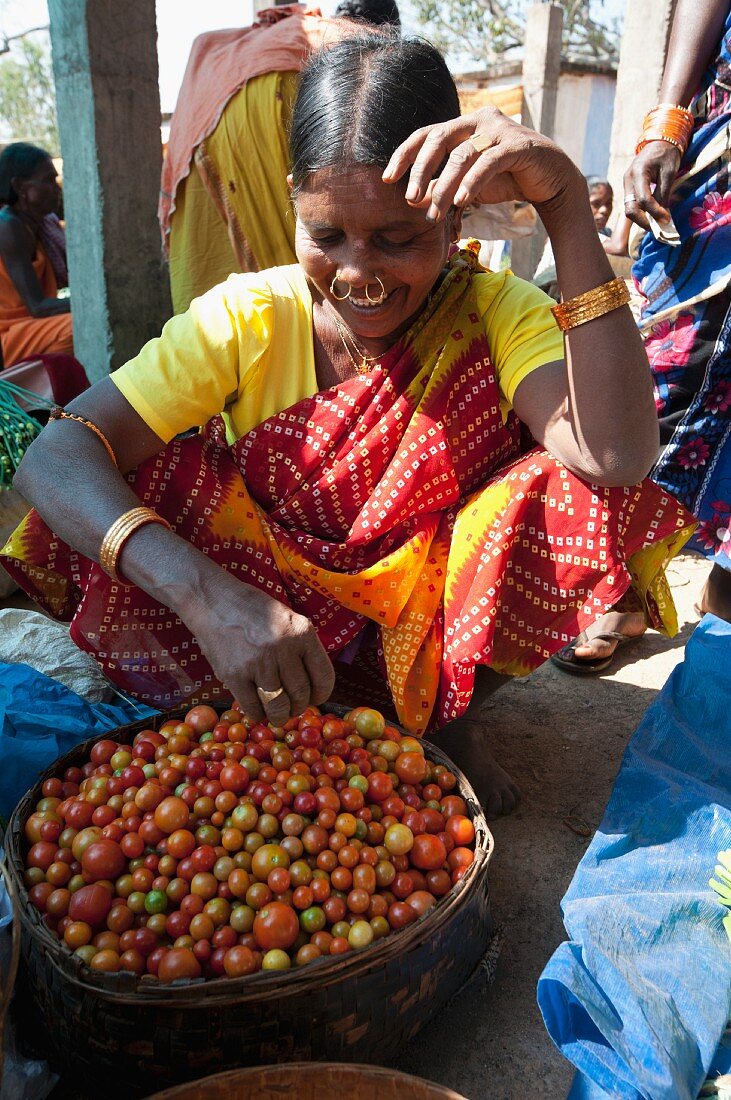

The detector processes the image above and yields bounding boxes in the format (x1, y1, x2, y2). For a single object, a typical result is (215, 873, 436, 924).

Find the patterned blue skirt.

(634, 10, 731, 570)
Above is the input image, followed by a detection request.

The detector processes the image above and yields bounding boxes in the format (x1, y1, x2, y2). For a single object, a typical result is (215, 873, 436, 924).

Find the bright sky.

(0, 0, 627, 116)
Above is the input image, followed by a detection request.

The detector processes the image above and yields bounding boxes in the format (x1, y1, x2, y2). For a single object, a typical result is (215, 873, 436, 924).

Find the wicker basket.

(148, 1063, 468, 1099)
(6, 706, 495, 1097)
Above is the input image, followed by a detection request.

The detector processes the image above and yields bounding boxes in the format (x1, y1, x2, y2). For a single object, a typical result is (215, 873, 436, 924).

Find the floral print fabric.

(634, 9, 731, 569)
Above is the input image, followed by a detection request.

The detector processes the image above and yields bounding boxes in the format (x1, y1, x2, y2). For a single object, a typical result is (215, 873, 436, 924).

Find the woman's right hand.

(183, 568, 336, 727)
(623, 140, 682, 230)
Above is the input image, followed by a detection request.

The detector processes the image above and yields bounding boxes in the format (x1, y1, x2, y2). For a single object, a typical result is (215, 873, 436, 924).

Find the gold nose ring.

(330, 275, 352, 300)
(365, 276, 387, 305)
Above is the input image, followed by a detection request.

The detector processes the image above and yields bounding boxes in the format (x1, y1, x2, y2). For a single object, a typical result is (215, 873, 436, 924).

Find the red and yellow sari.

(1, 249, 695, 734)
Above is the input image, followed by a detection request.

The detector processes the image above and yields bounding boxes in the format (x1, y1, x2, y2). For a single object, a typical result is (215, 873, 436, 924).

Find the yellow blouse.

(111, 263, 563, 443)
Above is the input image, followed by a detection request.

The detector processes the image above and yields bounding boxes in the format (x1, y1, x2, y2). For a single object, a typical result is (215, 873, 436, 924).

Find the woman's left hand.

(383, 107, 582, 223)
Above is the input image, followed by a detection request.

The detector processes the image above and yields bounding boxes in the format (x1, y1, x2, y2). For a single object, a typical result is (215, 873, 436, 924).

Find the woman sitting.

(0, 143, 73, 368)
(5, 34, 693, 815)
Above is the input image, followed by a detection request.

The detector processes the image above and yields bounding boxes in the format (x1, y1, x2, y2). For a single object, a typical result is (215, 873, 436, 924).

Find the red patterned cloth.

(1, 249, 695, 733)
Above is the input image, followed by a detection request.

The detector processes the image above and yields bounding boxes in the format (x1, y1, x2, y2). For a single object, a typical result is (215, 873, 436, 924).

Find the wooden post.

(48, 0, 172, 382)
(512, 2, 564, 279)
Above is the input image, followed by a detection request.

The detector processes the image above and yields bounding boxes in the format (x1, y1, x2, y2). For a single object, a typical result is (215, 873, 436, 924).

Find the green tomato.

(231, 802, 259, 832)
(230, 903, 255, 934)
(348, 775, 369, 794)
(142, 764, 158, 779)
(299, 906, 326, 934)
(144, 889, 168, 915)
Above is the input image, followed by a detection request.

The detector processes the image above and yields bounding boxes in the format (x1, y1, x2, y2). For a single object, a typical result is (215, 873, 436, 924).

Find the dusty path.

(393, 554, 711, 1099)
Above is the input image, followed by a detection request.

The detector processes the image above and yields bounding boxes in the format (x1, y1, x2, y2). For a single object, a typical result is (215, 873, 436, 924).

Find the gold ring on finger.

(256, 685, 287, 705)
(469, 133, 497, 154)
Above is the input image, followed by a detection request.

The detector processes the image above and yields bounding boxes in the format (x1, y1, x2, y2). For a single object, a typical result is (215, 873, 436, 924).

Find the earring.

(365, 276, 387, 305)
(330, 275, 352, 301)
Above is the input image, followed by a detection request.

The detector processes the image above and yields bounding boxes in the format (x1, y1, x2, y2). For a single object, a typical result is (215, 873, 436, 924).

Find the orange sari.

(0, 244, 72, 368)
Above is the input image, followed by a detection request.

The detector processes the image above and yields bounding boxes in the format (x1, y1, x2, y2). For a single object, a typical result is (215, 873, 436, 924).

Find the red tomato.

(90, 740, 118, 766)
(27, 841, 57, 871)
(81, 840, 126, 882)
(157, 947, 202, 983)
(405, 890, 437, 917)
(184, 706, 219, 735)
(219, 763, 250, 794)
(439, 795, 468, 819)
(68, 884, 113, 927)
(223, 945, 257, 978)
(394, 752, 428, 785)
(252, 901, 299, 951)
(65, 801, 95, 829)
(445, 815, 475, 846)
(410, 834, 448, 871)
(387, 901, 418, 930)
(153, 797, 190, 834)
(447, 846, 475, 873)
(425, 869, 452, 896)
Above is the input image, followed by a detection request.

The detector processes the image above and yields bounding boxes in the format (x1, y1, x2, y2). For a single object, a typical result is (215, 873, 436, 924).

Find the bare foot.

(697, 564, 731, 623)
(428, 718, 521, 819)
(572, 609, 647, 662)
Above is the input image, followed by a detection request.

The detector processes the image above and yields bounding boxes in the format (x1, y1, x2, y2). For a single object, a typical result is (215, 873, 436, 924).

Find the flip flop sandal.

(550, 630, 638, 676)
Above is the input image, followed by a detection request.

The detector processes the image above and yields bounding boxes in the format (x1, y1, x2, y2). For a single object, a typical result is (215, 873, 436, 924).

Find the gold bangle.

(551, 277, 631, 333)
(99, 506, 172, 585)
(49, 407, 117, 467)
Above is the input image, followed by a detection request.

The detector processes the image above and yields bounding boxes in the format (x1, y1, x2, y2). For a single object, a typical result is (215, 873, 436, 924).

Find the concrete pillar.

(512, 2, 564, 280)
(48, 0, 171, 382)
(606, 0, 675, 220)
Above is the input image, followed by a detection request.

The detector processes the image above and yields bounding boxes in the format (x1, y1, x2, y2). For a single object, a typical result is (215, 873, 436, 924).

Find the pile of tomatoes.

(22, 704, 476, 984)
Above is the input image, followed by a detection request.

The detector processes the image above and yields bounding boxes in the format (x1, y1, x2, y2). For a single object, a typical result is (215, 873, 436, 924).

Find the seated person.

(0, 143, 73, 368)
(5, 34, 694, 816)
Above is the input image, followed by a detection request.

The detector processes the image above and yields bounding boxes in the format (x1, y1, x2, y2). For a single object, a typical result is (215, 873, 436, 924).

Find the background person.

(533, 176, 613, 299)
(162, 1, 400, 315)
(624, 0, 731, 623)
(0, 143, 72, 368)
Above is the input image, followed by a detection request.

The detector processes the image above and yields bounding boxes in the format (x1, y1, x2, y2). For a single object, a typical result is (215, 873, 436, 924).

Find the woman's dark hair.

(0, 142, 51, 206)
(585, 175, 612, 195)
(334, 0, 400, 27)
(290, 32, 460, 192)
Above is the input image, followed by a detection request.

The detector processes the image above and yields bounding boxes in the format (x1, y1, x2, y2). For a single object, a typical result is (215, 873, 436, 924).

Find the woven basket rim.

(147, 1062, 468, 1099)
(7, 703, 493, 1006)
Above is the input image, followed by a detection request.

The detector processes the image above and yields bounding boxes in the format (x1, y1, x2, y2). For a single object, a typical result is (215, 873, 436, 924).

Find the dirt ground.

(391, 552, 712, 1099)
(1, 553, 711, 1099)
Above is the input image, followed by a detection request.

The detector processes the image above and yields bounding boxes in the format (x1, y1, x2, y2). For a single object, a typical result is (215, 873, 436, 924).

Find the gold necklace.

(330, 311, 386, 376)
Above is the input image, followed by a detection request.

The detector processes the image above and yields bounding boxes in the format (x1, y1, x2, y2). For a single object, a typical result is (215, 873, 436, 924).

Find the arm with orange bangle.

(623, 0, 731, 230)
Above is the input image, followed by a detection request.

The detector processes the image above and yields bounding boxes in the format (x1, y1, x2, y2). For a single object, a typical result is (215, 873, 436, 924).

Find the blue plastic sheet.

(0, 661, 157, 824)
(538, 614, 731, 1100)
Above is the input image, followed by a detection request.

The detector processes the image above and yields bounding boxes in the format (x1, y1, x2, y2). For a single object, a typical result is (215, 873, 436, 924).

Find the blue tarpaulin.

(538, 615, 731, 1100)
(0, 661, 157, 824)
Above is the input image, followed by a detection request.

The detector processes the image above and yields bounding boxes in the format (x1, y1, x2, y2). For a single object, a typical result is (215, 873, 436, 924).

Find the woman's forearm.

(14, 425, 245, 624)
(539, 179, 659, 483)
(660, 0, 730, 105)
(14, 421, 335, 718)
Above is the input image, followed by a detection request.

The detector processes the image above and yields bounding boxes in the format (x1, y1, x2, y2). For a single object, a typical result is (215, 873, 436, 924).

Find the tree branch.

(0, 24, 50, 57)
